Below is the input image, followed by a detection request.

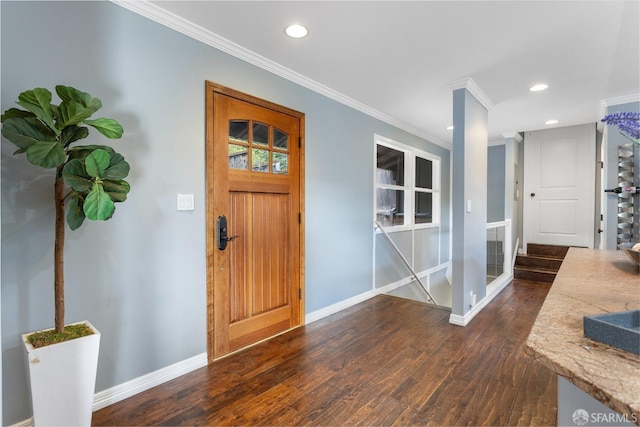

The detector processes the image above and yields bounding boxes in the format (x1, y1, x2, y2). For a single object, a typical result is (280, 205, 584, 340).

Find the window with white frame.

(375, 136, 440, 228)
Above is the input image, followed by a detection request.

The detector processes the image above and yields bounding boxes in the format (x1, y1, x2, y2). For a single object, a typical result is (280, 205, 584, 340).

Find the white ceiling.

(130, 1, 639, 146)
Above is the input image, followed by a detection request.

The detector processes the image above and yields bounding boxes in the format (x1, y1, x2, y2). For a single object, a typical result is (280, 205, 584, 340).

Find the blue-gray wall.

(451, 88, 488, 316)
(488, 145, 506, 223)
(0, 1, 450, 423)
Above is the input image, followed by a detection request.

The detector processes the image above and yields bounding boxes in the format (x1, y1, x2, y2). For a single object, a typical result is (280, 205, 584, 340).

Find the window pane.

(376, 188, 404, 226)
(415, 192, 433, 224)
(377, 145, 404, 186)
(229, 144, 248, 170)
(253, 122, 269, 146)
(229, 120, 248, 143)
(252, 148, 269, 172)
(416, 157, 433, 189)
(273, 152, 288, 174)
(273, 128, 288, 150)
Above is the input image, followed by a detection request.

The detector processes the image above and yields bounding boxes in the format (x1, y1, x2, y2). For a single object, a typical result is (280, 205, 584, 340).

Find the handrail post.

(375, 222, 438, 305)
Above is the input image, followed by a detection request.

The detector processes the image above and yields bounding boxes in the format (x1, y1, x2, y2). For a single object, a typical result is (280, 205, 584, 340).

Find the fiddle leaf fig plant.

(1, 85, 130, 338)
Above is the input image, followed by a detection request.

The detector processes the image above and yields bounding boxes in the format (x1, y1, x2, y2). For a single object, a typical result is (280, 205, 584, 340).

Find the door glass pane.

(229, 120, 249, 143)
(229, 144, 248, 170)
(252, 148, 269, 172)
(273, 128, 288, 150)
(376, 188, 404, 225)
(253, 122, 269, 147)
(416, 157, 433, 189)
(415, 192, 433, 224)
(377, 145, 404, 186)
(273, 152, 288, 174)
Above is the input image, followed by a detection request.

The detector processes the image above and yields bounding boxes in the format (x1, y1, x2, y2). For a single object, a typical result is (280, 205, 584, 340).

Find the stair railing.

(375, 221, 438, 305)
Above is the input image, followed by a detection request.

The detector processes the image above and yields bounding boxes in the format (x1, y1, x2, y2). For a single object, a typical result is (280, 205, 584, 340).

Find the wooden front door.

(206, 82, 304, 361)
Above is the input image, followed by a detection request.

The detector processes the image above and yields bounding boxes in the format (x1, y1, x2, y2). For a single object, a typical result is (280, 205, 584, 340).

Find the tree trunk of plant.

(54, 166, 65, 333)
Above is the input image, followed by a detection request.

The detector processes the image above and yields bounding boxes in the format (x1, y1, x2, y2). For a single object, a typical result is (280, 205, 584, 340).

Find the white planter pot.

(22, 321, 100, 427)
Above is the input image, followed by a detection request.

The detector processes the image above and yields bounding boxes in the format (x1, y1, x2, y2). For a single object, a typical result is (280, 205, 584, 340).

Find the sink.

(583, 310, 640, 355)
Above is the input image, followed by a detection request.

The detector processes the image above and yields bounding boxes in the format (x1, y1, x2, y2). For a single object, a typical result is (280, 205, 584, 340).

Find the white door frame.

(523, 124, 596, 249)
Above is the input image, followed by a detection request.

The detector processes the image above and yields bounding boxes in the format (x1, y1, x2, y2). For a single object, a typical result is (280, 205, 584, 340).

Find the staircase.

(514, 244, 569, 284)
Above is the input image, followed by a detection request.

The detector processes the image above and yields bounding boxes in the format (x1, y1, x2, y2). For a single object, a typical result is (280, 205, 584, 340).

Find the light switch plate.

(177, 193, 195, 211)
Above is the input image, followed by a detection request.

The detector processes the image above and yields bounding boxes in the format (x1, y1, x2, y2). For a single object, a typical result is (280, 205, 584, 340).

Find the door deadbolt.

(217, 215, 238, 250)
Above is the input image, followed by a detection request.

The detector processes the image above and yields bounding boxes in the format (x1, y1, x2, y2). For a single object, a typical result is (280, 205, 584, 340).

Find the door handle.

(530, 192, 536, 197)
(217, 215, 238, 250)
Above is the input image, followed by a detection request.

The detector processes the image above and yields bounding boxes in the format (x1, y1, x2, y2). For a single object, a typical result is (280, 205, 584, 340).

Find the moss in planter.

(27, 324, 94, 348)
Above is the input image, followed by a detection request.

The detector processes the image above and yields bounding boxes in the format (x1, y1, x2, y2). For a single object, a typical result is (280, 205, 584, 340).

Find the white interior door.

(524, 124, 596, 249)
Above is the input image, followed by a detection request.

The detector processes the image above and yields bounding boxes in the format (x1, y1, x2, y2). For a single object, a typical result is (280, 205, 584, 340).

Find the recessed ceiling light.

(529, 83, 549, 92)
(545, 119, 559, 125)
(446, 125, 454, 130)
(285, 24, 308, 38)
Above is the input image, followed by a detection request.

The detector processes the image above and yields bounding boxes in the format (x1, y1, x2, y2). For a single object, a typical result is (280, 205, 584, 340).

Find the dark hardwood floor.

(92, 280, 557, 426)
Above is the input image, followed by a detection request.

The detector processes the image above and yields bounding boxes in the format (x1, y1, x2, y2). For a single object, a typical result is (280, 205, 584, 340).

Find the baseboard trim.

(92, 352, 208, 411)
(306, 263, 451, 325)
(449, 273, 513, 326)
(10, 417, 33, 427)
(375, 276, 415, 295)
(305, 289, 378, 324)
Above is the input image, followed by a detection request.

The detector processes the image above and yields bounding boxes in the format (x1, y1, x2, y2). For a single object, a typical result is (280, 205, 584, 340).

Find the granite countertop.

(526, 247, 640, 423)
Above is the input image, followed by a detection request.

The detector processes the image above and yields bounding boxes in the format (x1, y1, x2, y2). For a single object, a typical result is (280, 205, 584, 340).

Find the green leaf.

(67, 145, 114, 161)
(66, 192, 86, 230)
(1, 108, 34, 122)
(16, 88, 59, 135)
(83, 183, 115, 220)
(60, 125, 89, 147)
(103, 153, 130, 180)
(57, 100, 92, 128)
(62, 159, 92, 192)
(84, 118, 123, 139)
(103, 179, 130, 202)
(25, 140, 66, 168)
(85, 149, 110, 178)
(1, 117, 55, 150)
(56, 86, 102, 113)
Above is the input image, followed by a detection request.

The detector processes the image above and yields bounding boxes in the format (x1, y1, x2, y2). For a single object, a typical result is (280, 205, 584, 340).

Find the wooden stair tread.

(513, 243, 569, 284)
(514, 266, 558, 274)
(514, 243, 568, 284)
(513, 278, 553, 286)
(514, 268, 557, 284)
(526, 243, 570, 259)
(517, 253, 564, 261)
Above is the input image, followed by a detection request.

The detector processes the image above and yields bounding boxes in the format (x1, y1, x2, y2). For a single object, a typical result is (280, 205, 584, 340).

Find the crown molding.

(448, 77, 495, 112)
(600, 93, 640, 108)
(598, 93, 639, 132)
(501, 132, 523, 143)
(109, 0, 451, 150)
